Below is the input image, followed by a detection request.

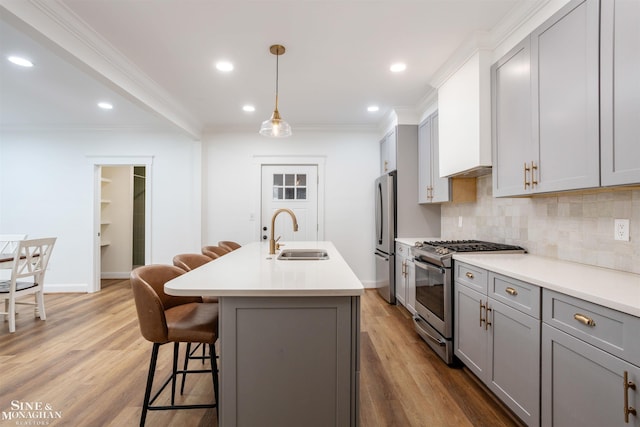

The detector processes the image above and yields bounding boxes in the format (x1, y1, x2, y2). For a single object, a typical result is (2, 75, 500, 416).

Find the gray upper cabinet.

(600, 0, 640, 186)
(418, 112, 450, 203)
(380, 128, 397, 174)
(492, 0, 601, 196)
(532, 0, 600, 193)
(492, 37, 533, 197)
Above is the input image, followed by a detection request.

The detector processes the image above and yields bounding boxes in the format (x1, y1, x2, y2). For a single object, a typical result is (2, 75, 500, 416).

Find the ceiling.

(0, 0, 545, 138)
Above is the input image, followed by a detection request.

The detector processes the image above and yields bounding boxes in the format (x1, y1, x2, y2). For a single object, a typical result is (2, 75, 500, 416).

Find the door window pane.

(272, 173, 307, 200)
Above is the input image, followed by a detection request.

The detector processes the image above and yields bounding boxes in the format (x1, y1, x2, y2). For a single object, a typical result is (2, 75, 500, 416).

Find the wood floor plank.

(0, 283, 521, 426)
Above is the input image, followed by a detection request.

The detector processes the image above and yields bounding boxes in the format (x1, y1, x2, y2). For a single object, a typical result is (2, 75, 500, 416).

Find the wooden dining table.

(0, 253, 15, 269)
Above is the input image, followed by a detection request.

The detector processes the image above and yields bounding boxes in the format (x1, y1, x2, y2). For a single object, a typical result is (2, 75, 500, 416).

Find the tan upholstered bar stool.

(130, 265, 219, 426)
(172, 253, 213, 272)
(218, 241, 241, 251)
(201, 245, 230, 259)
(172, 253, 218, 365)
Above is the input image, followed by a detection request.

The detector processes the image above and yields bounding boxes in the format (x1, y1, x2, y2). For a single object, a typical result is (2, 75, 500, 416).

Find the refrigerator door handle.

(374, 251, 389, 261)
(376, 182, 383, 244)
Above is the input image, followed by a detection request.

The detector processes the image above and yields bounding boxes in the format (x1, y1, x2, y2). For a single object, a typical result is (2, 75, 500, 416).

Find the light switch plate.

(614, 219, 630, 241)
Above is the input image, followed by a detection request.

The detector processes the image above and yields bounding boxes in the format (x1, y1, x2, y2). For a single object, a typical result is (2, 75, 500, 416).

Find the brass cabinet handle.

(466, 272, 474, 279)
(485, 305, 492, 330)
(479, 301, 486, 327)
(574, 313, 596, 327)
(531, 161, 538, 187)
(384, 160, 389, 172)
(624, 371, 637, 423)
(505, 287, 518, 296)
(524, 162, 531, 189)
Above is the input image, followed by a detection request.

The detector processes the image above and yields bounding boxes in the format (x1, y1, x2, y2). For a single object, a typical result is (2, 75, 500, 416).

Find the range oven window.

(415, 261, 446, 322)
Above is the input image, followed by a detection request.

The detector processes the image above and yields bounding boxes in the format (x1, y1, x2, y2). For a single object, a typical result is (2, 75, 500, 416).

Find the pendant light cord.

(274, 52, 279, 111)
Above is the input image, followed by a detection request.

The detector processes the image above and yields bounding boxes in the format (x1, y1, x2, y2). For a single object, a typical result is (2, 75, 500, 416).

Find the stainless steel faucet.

(269, 208, 299, 254)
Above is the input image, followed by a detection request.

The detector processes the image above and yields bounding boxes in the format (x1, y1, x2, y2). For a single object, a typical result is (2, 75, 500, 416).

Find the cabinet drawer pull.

(479, 301, 486, 327)
(531, 161, 538, 187)
(466, 272, 474, 279)
(624, 371, 637, 423)
(524, 162, 530, 189)
(505, 287, 518, 296)
(573, 313, 596, 327)
(485, 305, 492, 331)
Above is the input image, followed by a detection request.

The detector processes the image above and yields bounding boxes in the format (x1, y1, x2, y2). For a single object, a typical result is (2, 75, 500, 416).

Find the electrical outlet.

(614, 219, 630, 241)
(458, 216, 463, 228)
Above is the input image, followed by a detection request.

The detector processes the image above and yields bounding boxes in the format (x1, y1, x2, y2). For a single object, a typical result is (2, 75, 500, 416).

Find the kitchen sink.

(277, 249, 330, 260)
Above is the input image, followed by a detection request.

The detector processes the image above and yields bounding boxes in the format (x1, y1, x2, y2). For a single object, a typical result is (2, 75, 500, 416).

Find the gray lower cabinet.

(601, 0, 640, 186)
(542, 289, 640, 426)
(395, 252, 407, 307)
(395, 242, 416, 314)
(454, 263, 541, 426)
(219, 296, 360, 427)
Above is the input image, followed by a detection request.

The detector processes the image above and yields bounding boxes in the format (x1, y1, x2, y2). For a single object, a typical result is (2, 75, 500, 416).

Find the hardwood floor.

(0, 282, 520, 426)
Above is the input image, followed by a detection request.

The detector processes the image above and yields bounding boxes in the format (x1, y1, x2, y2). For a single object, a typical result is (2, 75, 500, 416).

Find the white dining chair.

(0, 234, 27, 255)
(0, 237, 56, 333)
(0, 234, 27, 280)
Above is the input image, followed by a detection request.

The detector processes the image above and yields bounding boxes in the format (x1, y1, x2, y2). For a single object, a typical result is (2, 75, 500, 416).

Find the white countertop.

(454, 253, 640, 317)
(165, 241, 364, 297)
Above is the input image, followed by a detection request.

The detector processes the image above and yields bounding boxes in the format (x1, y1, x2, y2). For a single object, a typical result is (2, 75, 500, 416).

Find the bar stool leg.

(209, 343, 219, 419)
(181, 343, 192, 394)
(140, 343, 160, 427)
(171, 342, 179, 406)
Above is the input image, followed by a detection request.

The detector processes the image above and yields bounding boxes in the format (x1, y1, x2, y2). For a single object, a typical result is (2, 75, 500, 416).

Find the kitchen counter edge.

(453, 253, 640, 318)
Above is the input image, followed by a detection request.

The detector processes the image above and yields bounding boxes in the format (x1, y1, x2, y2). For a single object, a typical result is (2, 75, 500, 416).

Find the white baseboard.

(360, 280, 377, 289)
(44, 283, 88, 293)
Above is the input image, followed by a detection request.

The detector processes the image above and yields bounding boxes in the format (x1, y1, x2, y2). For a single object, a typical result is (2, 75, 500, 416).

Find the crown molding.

(0, 0, 203, 140)
(428, 0, 554, 89)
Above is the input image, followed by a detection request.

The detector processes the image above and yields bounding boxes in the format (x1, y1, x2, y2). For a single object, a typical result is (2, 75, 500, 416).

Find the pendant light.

(259, 44, 292, 137)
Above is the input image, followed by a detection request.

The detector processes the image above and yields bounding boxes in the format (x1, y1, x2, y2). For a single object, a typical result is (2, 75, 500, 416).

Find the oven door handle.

(413, 259, 446, 275)
(413, 317, 446, 346)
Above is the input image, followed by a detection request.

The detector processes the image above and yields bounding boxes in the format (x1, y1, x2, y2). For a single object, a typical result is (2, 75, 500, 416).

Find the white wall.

(203, 129, 380, 285)
(0, 129, 202, 292)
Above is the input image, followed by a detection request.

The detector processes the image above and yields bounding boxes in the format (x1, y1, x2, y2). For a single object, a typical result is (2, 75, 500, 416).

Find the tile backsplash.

(441, 175, 640, 274)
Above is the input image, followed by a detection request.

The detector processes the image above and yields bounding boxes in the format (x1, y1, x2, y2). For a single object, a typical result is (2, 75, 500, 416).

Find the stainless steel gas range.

(411, 240, 526, 364)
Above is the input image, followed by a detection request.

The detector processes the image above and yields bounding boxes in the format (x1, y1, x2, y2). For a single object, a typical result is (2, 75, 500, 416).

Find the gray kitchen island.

(165, 241, 363, 427)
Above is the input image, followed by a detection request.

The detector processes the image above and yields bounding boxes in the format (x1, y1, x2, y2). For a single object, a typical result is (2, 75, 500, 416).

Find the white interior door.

(261, 165, 318, 243)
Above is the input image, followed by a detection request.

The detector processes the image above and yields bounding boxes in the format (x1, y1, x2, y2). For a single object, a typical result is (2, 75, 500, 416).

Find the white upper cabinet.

(600, 0, 640, 186)
(438, 50, 492, 178)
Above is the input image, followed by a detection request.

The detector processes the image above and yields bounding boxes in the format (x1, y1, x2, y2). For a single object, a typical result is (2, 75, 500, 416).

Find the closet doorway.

(91, 156, 152, 293)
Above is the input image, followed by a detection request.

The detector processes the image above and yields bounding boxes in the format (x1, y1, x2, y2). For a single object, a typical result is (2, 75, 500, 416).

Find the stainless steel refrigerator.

(374, 172, 396, 303)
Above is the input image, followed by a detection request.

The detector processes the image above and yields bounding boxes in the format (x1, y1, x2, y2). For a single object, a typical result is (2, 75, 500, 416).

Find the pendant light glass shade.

(259, 110, 292, 137)
(259, 45, 292, 137)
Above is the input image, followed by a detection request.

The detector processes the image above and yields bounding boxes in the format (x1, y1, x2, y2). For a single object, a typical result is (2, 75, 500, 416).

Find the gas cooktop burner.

(420, 240, 526, 252)
(412, 240, 526, 265)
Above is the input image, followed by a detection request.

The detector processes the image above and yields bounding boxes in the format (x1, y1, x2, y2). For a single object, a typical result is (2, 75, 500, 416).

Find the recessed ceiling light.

(243, 105, 255, 112)
(7, 56, 33, 67)
(367, 105, 379, 112)
(97, 102, 113, 110)
(216, 61, 234, 72)
(390, 63, 407, 73)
